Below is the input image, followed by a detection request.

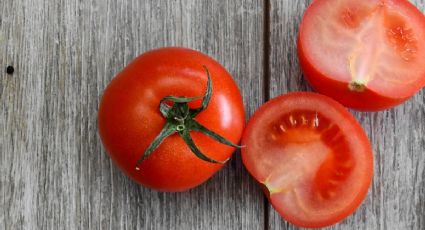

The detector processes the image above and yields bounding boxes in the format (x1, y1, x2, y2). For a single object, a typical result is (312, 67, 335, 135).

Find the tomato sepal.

(135, 66, 242, 170)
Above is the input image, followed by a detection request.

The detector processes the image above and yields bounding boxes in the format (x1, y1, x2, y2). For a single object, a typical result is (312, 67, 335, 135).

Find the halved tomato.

(241, 92, 373, 228)
(298, 0, 425, 110)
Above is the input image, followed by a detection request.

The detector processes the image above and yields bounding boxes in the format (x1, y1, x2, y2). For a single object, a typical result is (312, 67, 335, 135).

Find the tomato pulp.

(298, 0, 425, 110)
(242, 92, 373, 228)
(98, 47, 245, 192)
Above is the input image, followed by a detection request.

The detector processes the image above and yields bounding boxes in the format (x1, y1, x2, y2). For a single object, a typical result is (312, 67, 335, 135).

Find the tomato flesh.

(242, 93, 373, 228)
(299, 0, 425, 110)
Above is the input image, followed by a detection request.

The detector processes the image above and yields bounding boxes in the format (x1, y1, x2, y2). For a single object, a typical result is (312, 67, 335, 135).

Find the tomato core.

(262, 110, 353, 200)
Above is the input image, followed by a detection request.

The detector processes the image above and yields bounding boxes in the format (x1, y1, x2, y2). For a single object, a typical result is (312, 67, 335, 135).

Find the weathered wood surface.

(1, 0, 424, 229)
(267, 0, 425, 230)
(0, 0, 265, 229)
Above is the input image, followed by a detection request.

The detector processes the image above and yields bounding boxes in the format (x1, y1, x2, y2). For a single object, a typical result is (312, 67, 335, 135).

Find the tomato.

(298, 0, 425, 110)
(241, 92, 373, 228)
(98, 47, 245, 192)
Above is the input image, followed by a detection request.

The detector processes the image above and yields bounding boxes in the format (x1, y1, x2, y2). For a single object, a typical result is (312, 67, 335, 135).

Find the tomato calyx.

(348, 80, 366, 92)
(135, 66, 242, 170)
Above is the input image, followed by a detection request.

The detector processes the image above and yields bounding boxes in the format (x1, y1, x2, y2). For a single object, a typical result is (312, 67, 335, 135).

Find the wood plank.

(267, 0, 425, 229)
(0, 0, 265, 229)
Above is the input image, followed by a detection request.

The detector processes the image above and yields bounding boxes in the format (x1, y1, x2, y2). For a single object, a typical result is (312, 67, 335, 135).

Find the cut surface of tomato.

(299, 0, 425, 110)
(241, 92, 373, 228)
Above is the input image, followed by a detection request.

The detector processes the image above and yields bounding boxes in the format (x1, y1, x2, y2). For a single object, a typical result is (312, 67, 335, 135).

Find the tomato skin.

(98, 47, 245, 192)
(298, 39, 407, 111)
(298, 0, 425, 111)
(241, 92, 373, 228)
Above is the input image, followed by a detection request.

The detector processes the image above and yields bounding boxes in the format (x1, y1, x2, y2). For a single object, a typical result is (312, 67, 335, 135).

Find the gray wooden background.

(1, 0, 424, 229)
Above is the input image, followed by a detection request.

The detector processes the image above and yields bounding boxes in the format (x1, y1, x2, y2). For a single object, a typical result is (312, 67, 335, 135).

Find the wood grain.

(2, 0, 425, 229)
(0, 0, 265, 229)
(267, 0, 425, 229)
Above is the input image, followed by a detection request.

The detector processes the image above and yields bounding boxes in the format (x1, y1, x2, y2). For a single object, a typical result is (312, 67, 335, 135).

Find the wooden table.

(1, 0, 424, 229)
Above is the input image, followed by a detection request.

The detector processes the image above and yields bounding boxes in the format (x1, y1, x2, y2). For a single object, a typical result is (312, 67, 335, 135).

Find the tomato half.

(298, 0, 425, 110)
(241, 92, 373, 228)
(98, 47, 245, 192)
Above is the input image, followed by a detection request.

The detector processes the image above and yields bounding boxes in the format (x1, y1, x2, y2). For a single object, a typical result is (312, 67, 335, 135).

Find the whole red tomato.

(98, 47, 245, 192)
(298, 0, 425, 110)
